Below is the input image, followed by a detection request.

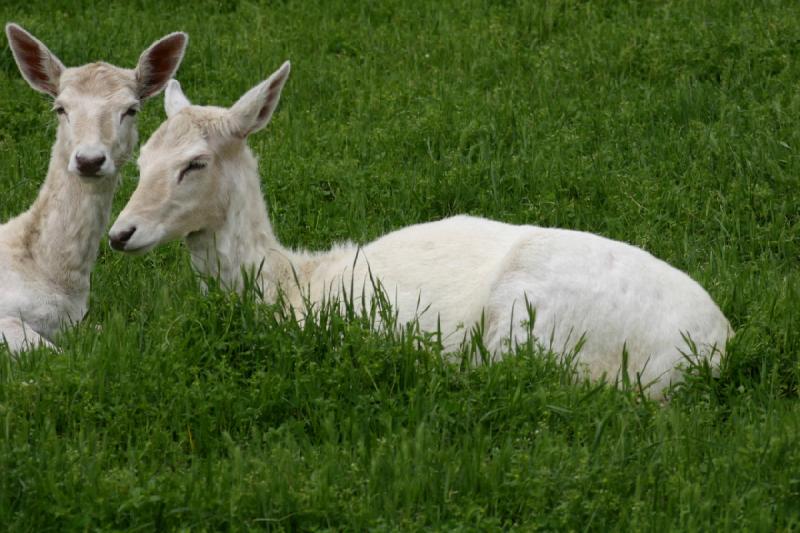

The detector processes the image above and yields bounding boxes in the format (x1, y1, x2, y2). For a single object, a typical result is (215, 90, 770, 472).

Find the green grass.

(1, 0, 800, 530)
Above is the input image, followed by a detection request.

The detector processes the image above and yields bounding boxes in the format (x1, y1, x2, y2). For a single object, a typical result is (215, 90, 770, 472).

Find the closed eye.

(178, 160, 207, 182)
(121, 106, 139, 122)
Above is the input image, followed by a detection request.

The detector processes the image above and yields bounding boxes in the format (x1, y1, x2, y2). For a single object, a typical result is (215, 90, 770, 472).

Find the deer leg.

(0, 317, 54, 354)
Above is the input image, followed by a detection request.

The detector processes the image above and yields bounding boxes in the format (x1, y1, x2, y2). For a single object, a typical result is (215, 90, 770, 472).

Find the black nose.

(109, 226, 136, 251)
(76, 154, 106, 176)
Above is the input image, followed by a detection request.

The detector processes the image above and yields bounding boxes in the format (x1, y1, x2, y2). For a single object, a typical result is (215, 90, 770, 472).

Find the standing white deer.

(109, 62, 733, 397)
(0, 24, 187, 353)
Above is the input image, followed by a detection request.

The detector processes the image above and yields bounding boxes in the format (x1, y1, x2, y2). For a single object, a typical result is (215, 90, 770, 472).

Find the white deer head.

(109, 61, 291, 253)
(5, 23, 188, 180)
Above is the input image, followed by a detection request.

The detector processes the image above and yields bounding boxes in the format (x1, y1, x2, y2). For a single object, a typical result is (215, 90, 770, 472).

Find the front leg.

(0, 316, 55, 354)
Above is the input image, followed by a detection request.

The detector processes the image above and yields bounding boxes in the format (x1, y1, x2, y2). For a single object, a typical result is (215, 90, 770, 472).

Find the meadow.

(1, 0, 800, 530)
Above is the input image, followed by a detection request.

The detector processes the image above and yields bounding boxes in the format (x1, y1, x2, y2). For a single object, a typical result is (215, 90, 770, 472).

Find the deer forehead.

(58, 63, 137, 103)
(142, 107, 228, 157)
(138, 142, 209, 176)
(139, 134, 207, 176)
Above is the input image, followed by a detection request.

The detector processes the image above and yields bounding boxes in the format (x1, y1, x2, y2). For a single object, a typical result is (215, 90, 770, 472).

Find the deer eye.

(178, 160, 207, 183)
(54, 106, 66, 116)
(121, 106, 139, 122)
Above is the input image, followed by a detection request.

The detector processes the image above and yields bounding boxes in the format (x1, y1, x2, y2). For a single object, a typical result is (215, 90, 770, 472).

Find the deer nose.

(109, 226, 136, 251)
(75, 154, 106, 176)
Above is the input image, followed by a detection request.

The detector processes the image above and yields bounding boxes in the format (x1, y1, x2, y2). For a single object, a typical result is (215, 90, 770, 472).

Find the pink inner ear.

(139, 34, 186, 99)
(258, 91, 280, 122)
(8, 27, 58, 95)
(256, 72, 287, 122)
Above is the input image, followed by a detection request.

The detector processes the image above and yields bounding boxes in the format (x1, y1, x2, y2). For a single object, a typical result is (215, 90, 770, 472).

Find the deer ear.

(135, 32, 188, 100)
(226, 61, 291, 138)
(5, 23, 65, 97)
(165, 79, 191, 117)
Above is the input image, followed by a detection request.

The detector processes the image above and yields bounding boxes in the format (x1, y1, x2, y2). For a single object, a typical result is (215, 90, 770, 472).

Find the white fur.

(165, 79, 191, 117)
(0, 24, 187, 353)
(110, 63, 732, 397)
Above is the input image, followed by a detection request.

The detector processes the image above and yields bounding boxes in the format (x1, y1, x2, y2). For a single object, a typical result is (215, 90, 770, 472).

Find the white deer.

(109, 62, 733, 397)
(0, 23, 187, 353)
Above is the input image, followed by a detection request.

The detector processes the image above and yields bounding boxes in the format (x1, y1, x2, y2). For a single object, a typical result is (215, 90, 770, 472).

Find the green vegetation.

(1, 0, 799, 529)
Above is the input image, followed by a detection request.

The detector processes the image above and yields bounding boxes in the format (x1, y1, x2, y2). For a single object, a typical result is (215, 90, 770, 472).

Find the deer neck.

(185, 150, 296, 299)
(22, 140, 118, 294)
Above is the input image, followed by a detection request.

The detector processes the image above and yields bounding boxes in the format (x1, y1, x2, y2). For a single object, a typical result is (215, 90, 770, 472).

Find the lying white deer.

(0, 24, 187, 353)
(109, 62, 733, 397)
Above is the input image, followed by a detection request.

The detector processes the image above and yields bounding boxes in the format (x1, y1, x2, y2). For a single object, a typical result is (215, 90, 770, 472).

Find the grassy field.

(1, 0, 800, 530)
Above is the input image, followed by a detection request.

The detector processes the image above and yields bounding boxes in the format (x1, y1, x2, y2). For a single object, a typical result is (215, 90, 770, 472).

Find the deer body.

(110, 64, 732, 397)
(0, 24, 187, 352)
(0, 164, 116, 342)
